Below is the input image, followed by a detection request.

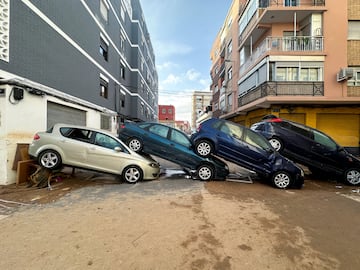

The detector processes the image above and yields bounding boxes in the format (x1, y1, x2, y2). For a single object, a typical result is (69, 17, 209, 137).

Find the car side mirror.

(114, 146, 123, 152)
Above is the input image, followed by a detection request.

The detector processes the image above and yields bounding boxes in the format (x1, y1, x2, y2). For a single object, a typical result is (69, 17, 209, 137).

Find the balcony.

(259, 0, 325, 8)
(240, 36, 324, 75)
(238, 81, 324, 107)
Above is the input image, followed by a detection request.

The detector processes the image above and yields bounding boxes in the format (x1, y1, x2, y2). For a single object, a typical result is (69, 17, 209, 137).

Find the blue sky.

(140, 0, 233, 123)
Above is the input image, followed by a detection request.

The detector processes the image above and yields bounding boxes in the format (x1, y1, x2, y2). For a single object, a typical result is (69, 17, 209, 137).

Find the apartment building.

(211, 0, 360, 154)
(0, 0, 158, 184)
(191, 91, 213, 129)
(158, 105, 175, 127)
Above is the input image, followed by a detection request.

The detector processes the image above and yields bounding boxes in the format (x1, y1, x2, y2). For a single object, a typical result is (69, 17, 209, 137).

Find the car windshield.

(244, 129, 273, 151)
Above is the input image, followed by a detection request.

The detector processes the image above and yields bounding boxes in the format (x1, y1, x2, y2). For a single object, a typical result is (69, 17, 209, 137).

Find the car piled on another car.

(118, 122, 229, 181)
(191, 118, 304, 189)
(28, 124, 160, 183)
(251, 116, 360, 186)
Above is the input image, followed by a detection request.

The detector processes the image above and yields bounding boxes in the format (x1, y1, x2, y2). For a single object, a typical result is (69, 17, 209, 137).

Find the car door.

(215, 122, 255, 164)
(168, 128, 199, 167)
(144, 124, 170, 157)
(86, 132, 129, 174)
(309, 129, 341, 173)
(58, 127, 91, 166)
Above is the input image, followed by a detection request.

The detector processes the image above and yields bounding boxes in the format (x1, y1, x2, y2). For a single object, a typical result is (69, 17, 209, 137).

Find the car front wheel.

(269, 137, 283, 152)
(344, 168, 360, 185)
(195, 140, 213, 157)
(38, 150, 62, 170)
(122, 165, 143, 183)
(197, 164, 214, 181)
(127, 138, 143, 152)
(272, 171, 292, 189)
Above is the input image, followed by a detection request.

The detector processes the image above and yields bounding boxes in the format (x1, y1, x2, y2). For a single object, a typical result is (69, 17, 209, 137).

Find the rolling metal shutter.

(47, 101, 86, 128)
(316, 114, 359, 148)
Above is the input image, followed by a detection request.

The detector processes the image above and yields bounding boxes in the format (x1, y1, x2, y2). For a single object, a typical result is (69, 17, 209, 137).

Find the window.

(227, 67, 233, 80)
(101, 114, 111, 130)
(300, 68, 320, 81)
(100, 0, 109, 22)
(95, 133, 122, 150)
(100, 35, 109, 61)
(162, 108, 166, 114)
(120, 31, 125, 52)
(277, 66, 322, 81)
(149, 124, 169, 138)
(284, 0, 298, 7)
(170, 129, 191, 147)
(100, 75, 108, 98)
(168, 108, 172, 114)
(120, 62, 125, 79)
(348, 68, 360, 86)
(227, 40, 232, 56)
(61, 128, 93, 143)
(349, 21, 360, 40)
(313, 130, 337, 151)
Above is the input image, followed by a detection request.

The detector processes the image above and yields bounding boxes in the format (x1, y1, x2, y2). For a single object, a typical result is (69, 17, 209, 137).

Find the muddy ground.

(0, 167, 360, 270)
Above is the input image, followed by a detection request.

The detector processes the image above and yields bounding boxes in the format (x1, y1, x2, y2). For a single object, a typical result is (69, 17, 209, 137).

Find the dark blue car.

(251, 116, 360, 185)
(191, 118, 304, 189)
(118, 122, 229, 181)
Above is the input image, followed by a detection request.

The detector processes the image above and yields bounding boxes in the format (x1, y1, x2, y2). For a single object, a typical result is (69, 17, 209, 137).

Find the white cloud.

(162, 74, 182, 85)
(157, 61, 178, 71)
(186, 69, 201, 81)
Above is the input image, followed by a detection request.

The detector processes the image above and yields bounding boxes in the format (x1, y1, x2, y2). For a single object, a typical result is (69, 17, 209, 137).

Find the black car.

(190, 118, 304, 189)
(118, 122, 229, 181)
(251, 116, 360, 185)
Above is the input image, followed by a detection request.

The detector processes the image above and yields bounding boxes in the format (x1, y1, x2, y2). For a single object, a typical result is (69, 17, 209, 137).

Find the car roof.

(52, 123, 116, 137)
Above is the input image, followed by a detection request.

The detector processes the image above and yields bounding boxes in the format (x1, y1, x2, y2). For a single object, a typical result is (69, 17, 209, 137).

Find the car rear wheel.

(195, 140, 213, 157)
(122, 165, 143, 184)
(269, 137, 283, 152)
(344, 168, 360, 185)
(197, 164, 214, 181)
(272, 171, 292, 189)
(127, 138, 143, 152)
(38, 150, 62, 170)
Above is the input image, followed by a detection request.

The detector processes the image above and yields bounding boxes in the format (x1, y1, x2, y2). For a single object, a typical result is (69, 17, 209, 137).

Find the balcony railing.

(240, 36, 324, 75)
(238, 81, 324, 107)
(259, 0, 325, 7)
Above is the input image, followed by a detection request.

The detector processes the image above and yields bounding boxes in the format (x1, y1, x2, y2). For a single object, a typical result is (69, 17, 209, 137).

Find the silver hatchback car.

(28, 124, 160, 183)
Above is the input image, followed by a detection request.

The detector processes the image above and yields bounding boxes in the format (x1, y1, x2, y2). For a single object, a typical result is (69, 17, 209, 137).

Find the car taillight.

(33, 133, 40, 140)
(268, 118, 282, 123)
(120, 124, 126, 129)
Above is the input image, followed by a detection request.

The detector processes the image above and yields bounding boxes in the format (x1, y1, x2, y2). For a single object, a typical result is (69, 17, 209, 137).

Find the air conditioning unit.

(337, 68, 354, 82)
(222, 80, 227, 87)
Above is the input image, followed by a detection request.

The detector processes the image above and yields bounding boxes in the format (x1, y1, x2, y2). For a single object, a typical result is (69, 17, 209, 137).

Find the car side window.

(289, 123, 311, 138)
(244, 129, 272, 151)
(61, 128, 92, 143)
(149, 124, 169, 138)
(94, 133, 123, 150)
(313, 130, 337, 151)
(223, 122, 244, 139)
(170, 129, 191, 147)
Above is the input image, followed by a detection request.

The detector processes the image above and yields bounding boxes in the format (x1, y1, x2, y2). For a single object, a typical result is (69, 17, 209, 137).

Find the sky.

(140, 0, 233, 123)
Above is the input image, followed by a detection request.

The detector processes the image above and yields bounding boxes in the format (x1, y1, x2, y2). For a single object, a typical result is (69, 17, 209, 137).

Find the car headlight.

(149, 162, 159, 168)
(300, 168, 305, 177)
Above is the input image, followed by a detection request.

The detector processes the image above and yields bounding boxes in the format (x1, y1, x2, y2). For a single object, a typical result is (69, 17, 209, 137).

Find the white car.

(28, 124, 160, 183)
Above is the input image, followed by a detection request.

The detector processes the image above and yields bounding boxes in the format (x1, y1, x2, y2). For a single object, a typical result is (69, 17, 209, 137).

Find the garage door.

(316, 114, 359, 149)
(279, 113, 305, 124)
(47, 101, 86, 129)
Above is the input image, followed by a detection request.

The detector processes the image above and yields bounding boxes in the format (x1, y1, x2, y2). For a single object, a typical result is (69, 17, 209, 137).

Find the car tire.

(197, 164, 214, 181)
(271, 171, 292, 189)
(122, 165, 143, 184)
(269, 137, 283, 152)
(127, 138, 143, 152)
(195, 140, 213, 157)
(344, 168, 360, 185)
(38, 150, 62, 170)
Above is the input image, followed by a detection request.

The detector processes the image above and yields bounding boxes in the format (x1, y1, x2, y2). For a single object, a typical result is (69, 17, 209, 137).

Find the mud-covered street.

(0, 167, 360, 270)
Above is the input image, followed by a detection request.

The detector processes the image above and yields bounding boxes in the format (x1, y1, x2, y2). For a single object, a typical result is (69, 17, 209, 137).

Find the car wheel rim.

(129, 139, 141, 151)
(125, 168, 140, 183)
(273, 173, 290, 188)
(346, 170, 360, 185)
(198, 167, 212, 180)
(269, 139, 281, 151)
(41, 152, 58, 168)
(197, 142, 211, 156)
